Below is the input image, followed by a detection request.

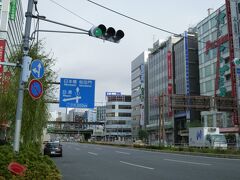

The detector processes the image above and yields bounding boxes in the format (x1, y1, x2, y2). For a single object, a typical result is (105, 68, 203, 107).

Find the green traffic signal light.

(94, 28, 102, 37)
(89, 24, 124, 43)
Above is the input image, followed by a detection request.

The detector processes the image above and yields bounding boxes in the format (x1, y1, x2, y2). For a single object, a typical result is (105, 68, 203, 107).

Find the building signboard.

(105, 92, 121, 96)
(167, 50, 173, 117)
(0, 40, 6, 73)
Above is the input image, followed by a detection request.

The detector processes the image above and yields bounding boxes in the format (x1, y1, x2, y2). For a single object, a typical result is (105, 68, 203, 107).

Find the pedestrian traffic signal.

(89, 24, 124, 43)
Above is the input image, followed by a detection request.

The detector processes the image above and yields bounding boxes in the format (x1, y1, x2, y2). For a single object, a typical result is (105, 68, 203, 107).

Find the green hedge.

(0, 145, 61, 180)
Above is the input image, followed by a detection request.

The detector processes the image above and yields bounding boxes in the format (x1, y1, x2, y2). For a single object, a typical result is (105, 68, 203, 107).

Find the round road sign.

(28, 79, 43, 99)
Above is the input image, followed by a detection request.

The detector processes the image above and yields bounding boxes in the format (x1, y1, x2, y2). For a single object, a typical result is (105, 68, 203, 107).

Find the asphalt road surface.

(52, 142, 240, 180)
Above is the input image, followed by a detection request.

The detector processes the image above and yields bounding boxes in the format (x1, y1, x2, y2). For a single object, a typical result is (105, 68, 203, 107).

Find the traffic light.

(89, 24, 124, 43)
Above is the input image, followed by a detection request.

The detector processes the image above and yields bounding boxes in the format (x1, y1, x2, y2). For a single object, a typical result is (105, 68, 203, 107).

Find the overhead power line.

(86, 0, 224, 46)
(49, 0, 94, 26)
(86, 0, 179, 36)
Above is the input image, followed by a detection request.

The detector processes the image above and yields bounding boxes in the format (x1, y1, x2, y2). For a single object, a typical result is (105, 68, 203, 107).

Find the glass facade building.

(173, 31, 200, 144)
(196, 3, 238, 128)
(131, 51, 149, 140)
(147, 38, 180, 145)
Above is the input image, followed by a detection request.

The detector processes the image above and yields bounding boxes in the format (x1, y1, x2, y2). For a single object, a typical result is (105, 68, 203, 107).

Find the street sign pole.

(13, 0, 34, 153)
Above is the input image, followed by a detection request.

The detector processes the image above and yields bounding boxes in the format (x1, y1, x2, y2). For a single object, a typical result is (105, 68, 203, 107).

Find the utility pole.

(13, 0, 34, 152)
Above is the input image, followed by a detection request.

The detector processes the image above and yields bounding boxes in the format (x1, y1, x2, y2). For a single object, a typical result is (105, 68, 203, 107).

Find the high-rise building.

(147, 37, 180, 145)
(0, 0, 23, 141)
(173, 30, 200, 144)
(105, 92, 132, 141)
(131, 51, 149, 140)
(196, 1, 240, 134)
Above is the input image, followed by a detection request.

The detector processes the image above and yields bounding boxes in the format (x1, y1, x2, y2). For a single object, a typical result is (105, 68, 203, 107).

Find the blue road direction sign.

(28, 79, 43, 99)
(59, 78, 95, 108)
(31, 59, 44, 79)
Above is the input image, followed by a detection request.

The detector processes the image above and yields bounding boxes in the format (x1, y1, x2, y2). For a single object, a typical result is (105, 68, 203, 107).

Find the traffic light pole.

(12, 0, 124, 153)
(13, 0, 34, 153)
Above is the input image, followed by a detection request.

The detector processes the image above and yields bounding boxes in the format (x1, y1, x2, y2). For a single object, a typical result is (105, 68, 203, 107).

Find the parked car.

(44, 142, 62, 157)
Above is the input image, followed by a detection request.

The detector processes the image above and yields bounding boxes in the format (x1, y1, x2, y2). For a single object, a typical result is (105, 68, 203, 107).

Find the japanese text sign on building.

(0, 40, 6, 73)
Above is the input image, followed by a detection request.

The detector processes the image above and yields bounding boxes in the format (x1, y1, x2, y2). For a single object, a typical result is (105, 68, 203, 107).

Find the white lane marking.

(107, 146, 240, 161)
(116, 151, 130, 155)
(88, 152, 98, 156)
(120, 161, 154, 170)
(164, 159, 211, 166)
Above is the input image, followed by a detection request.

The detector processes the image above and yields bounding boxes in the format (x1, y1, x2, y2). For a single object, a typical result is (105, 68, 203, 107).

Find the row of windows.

(106, 129, 131, 133)
(106, 113, 131, 117)
(106, 120, 131, 125)
(106, 105, 131, 110)
(199, 60, 230, 80)
(198, 41, 229, 65)
(198, 10, 227, 35)
(200, 74, 231, 94)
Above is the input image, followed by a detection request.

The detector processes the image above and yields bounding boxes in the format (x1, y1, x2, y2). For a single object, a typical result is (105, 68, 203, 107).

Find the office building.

(96, 106, 106, 121)
(196, 1, 240, 133)
(147, 37, 180, 145)
(105, 92, 132, 141)
(173, 30, 200, 144)
(131, 51, 149, 140)
(0, 0, 24, 72)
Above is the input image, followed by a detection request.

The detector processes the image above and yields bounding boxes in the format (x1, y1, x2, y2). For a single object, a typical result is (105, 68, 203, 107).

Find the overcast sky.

(22, 0, 225, 111)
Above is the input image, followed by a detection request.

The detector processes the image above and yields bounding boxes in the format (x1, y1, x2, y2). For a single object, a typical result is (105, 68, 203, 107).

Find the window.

(205, 64, 212, 77)
(106, 105, 115, 109)
(220, 41, 229, 55)
(119, 105, 131, 109)
(200, 83, 204, 94)
(213, 63, 216, 74)
(207, 114, 213, 127)
(224, 57, 229, 64)
(199, 53, 204, 64)
(118, 113, 131, 117)
(199, 68, 204, 78)
(211, 16, 217, 28)
(212, 48, 217, 59)
(225, 74, 231, 81)
(206, 80, 213, 92)
(202, 22, 209, 33)
(106, 113, 115, 117)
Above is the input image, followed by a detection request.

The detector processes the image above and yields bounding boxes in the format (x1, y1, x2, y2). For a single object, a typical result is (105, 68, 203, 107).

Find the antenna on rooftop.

(207, 8, 214, 16)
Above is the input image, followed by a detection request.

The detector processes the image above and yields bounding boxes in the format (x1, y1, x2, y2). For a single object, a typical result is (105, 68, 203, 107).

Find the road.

(53, 142, 240, 180)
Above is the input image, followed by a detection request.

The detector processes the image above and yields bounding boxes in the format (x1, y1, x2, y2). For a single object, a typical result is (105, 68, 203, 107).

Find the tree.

(138, 129, 148, 142)
(0, 42, 57, 149)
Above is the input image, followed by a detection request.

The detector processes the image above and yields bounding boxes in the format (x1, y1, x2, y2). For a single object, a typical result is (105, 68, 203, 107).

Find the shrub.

(0, 145, 61, 179)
